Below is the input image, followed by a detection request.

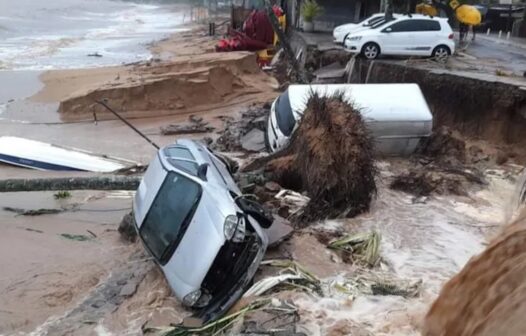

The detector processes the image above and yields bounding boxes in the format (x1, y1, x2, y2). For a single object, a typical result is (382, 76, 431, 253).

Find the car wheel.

(432, 45, 450, 62)
(342, 33, 349, 45)
(236, 198, 274, 229)
(361, 43, 380, 60)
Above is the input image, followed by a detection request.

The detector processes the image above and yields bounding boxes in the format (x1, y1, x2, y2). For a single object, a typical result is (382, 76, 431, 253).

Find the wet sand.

(0, 24, 278, 335)
(0, 190, 134, 333)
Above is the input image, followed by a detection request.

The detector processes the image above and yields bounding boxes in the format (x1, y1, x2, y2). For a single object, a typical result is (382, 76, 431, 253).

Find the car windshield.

(370, 18, 394, 29)
(364, 16, 384, 26)
(274, 90, 295, 136)
(139, 171, 201, 263)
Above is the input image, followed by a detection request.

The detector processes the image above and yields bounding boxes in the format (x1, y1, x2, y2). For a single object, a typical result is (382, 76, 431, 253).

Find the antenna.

(95, 99, 160, 150)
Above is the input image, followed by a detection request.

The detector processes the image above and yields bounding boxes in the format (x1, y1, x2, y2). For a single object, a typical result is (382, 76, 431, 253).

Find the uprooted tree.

(245, 93, 377, 222)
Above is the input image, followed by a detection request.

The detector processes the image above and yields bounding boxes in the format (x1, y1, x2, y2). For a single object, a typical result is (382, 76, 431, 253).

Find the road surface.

(463, 37, 526, 75)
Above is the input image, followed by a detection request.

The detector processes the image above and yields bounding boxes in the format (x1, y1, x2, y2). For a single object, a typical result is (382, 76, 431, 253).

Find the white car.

(344, 15, 455, 60)
(333, 13, 387, 44)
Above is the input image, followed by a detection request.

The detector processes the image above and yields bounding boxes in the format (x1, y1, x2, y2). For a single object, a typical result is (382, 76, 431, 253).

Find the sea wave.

(0, 0, 186, 70)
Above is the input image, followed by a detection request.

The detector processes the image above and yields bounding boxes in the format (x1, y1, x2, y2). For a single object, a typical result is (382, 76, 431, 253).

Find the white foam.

(0, 2, 187, 71)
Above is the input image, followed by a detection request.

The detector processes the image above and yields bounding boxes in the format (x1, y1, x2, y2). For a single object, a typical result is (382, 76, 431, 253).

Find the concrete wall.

(350, 60, 526, 146)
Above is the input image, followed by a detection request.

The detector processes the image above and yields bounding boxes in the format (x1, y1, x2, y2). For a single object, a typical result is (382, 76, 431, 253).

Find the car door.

(413, 19, 442, 55)
(379, 20, 415, 55)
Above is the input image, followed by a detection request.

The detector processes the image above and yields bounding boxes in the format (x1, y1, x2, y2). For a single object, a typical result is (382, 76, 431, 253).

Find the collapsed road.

(1, 16, 526, 336)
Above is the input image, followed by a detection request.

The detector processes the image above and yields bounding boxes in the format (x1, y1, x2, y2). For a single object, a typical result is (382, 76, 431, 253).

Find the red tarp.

(216, 7, 282, 52)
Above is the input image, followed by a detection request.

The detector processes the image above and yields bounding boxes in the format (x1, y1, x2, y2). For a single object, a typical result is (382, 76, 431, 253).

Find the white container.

(265, 83, 433, 156)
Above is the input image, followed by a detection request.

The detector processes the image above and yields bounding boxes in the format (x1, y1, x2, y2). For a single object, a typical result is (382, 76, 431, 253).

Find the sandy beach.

(0, 8, 279, 333)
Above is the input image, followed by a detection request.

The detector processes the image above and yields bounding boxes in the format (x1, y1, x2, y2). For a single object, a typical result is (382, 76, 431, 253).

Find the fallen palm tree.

(244, 259, 322, 297)
(246, 92, 376, 222)
(150, 299, 270, 336)
(328, 231, 381, 267)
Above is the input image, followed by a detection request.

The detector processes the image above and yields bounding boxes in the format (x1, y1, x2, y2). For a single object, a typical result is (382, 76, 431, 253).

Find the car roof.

(361, 14, 449, 31)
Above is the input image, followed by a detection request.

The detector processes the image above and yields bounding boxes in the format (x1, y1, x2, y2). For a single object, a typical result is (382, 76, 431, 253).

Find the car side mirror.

(197, 163, 209, 181)
(384, 27, 392, 33)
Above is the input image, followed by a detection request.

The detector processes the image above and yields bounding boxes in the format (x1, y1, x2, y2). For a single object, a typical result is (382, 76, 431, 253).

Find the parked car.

(133, 139, 272, 322)
(265, 84, 433, 156)
(344, 15, 455, 60)
(333, 13, 386, 44)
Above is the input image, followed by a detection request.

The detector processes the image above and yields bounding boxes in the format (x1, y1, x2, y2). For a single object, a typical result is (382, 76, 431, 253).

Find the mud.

(0, 190, 135, 334)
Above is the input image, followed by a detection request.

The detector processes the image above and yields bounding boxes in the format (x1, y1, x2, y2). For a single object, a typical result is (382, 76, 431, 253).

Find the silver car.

(133, 139, 271, 322)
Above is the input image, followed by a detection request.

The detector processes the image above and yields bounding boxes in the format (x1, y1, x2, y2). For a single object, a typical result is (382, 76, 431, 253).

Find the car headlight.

(183, 289, 202, 307)
(349, 36, 362, 41)
(223, 215, 238, 240)
(183, 289, 211, 308)
(224, 215, 246, 242)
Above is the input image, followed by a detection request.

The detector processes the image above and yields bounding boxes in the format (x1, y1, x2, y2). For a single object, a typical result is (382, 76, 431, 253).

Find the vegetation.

(301, 0, 323, 22)
(54, 190, 72, 199)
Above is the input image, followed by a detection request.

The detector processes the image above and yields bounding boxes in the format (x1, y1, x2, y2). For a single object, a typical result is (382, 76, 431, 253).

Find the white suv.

(344, 15, 455, 60)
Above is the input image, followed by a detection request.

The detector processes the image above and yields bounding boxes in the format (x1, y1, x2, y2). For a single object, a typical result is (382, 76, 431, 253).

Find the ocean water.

(0, 0, 187, 70)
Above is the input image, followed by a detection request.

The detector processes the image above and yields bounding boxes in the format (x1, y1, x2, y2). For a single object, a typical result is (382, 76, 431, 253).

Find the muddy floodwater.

(0, 159, 521, 335)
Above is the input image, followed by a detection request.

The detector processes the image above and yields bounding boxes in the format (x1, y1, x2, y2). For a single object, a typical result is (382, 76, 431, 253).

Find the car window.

(387, 19, 441, 32)
(164, 146, 195, 160)
(386, 20, 419, 32)
(274, 90, 295, 137)
(167, 158, 198, 176)
(365, 16, 384, 26)
(139, 172, 201, 263)
(370, 18, 390, 29)
(419, 20, 441, 31)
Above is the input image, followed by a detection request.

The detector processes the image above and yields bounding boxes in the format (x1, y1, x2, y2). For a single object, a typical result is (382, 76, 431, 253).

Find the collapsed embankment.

(53, 52, 277, 121)
(350, 59, 526, 151)
(424, 202, 526, 336)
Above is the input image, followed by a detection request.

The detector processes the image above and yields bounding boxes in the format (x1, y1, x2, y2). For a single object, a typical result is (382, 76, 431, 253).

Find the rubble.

(160, 115, 215, 135)
(212, 105, 270, 152)
(118, 212, 137, 242)
(240, 128, 266, 152)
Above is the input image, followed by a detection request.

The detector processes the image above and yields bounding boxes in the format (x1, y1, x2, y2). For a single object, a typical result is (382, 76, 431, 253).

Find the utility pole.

(264, 0, 308, 83)
(384, 0, 393, 20)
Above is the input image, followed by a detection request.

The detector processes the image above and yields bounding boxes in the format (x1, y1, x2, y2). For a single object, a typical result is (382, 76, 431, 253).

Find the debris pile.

(254, 93, 377, 221)
(390, 169, 469, 197)
(389, 163, 487, 197)
(212, 104, 270, 152)
(161, 115, 215, 135)
(416, 126, 466, 165)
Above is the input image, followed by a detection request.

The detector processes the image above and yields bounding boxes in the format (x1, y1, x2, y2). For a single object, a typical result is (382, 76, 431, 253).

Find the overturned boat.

(266, 83, 433, 156)
(0, 136, 133, 172)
